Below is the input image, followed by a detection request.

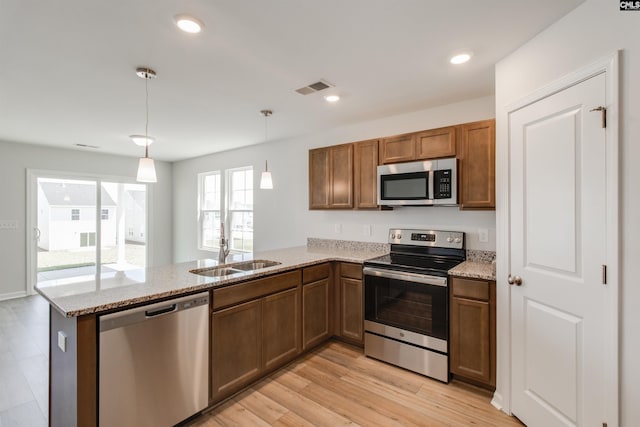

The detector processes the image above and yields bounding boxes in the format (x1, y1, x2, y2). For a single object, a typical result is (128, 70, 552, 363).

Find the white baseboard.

(491, 391, 507, 414)
(0, 290, 28, 301)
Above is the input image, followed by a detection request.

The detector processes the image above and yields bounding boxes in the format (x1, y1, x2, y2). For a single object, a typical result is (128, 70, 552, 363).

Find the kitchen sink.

(190, 267, 243, 277)
(229, 260, 281, 271)
(190, 260, 281, 277)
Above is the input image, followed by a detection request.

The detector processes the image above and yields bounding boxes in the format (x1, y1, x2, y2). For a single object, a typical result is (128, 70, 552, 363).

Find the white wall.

(0, 140, 173, 300)
(495, 0, 638, 424)
(173, 95, 496, 263)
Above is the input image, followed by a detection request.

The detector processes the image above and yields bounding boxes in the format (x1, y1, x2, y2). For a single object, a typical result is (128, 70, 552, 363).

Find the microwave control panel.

(433, 169, 452, 199)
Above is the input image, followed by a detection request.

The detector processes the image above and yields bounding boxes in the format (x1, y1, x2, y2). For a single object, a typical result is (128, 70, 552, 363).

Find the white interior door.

(509, 72, 612, 426)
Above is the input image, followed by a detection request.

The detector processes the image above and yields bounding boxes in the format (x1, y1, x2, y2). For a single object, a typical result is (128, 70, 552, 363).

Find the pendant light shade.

(133, 67, 157, 183)
(260, 160, 273, 189)
(259, 109, 273, 190)
(129, 135, 155, 146)
(137, 157, 157, 182)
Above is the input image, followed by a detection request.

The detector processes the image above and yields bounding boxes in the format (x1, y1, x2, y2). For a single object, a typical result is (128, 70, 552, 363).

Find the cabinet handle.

(507, 275, 522, 286)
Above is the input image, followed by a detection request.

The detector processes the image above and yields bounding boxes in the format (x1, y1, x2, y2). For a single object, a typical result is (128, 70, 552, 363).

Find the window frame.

(71, 208, 80, 221)
(198, 170, 222, 251)
(197, 166, 254, 253)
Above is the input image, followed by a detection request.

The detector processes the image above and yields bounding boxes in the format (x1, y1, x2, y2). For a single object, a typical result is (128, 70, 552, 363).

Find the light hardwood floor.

(188, 341, 522, 427)
(0, 295, 49, 427)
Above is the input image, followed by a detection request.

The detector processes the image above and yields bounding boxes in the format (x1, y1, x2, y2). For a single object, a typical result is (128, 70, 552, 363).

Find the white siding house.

(37, 182, 117, 251)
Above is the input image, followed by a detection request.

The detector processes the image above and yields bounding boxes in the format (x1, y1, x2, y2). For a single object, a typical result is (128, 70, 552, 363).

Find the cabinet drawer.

(340, 263, 362, 280)
(213, 270, 301, 310)
(451, 277, 489, 301)
(303, 263, 331, 284)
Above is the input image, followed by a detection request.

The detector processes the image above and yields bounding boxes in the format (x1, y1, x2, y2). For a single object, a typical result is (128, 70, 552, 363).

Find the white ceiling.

(0, 0, 583, 162)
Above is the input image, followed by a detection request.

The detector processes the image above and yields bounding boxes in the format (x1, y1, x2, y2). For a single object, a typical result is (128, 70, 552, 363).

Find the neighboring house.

(124, 188, 146, 244)
(37, 182, 117, 251)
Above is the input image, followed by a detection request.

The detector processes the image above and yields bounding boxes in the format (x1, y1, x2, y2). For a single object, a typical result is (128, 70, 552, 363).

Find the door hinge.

(590, 106, 607, 128)
(602, 264, 607, 285)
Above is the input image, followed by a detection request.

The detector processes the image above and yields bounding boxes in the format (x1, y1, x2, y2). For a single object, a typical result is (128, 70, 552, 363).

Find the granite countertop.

(36, 245, 388, 318)
(449, 260, 496, 281)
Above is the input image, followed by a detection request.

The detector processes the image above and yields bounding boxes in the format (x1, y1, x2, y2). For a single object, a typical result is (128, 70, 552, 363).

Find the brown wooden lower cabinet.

(211, 272, 302, 403)
(337, 262, 364, 346)
(211, 299, 262, 400)
(262, 287, 300, 371)
(302, 278, 331, 350)
(449, 276, 496, 389)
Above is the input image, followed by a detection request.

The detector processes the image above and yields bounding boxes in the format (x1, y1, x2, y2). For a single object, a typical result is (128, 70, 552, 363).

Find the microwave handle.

(428, 169, 435, 200)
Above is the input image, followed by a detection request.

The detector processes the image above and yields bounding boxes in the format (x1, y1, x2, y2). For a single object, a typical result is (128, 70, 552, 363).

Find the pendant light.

(259, 109, 274, 190)
(132, 67, 158, 183)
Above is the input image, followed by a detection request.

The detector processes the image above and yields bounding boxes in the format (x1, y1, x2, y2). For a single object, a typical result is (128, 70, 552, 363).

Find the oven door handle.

(363, 267, 447, 287)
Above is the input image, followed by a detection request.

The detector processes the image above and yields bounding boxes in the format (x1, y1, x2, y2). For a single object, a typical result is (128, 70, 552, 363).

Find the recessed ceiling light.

(174, 15, 204, 34)
(450, 53, 472, 65)
(324, 95, 340, 103)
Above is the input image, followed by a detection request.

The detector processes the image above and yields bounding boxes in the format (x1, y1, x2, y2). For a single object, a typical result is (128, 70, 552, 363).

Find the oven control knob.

(396, 234, 401, 240)
(447, 237, 453, 243)
(391, 233, 396, 239)
(454, 237, 461, 243)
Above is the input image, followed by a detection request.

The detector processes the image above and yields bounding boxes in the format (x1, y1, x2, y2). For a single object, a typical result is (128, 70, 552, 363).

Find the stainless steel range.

(363, 228, 465, 383)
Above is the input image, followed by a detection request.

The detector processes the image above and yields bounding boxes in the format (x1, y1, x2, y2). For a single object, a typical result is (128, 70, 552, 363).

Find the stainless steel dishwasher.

(99, 292, 210, 427)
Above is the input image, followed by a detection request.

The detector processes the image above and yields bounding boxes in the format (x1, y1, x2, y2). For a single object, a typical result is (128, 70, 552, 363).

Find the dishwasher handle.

(100, 292, 209, 332)
(145, 304, 177, 318)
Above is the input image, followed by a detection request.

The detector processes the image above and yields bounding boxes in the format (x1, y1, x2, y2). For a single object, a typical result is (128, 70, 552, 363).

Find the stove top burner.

(364, 229, 466, 275)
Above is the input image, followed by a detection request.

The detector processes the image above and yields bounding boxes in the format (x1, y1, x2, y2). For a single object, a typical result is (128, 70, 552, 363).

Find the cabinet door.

(354, 139, 379, 209)
(340, 277, 363, 344)
(450, 296, 491, 384)
(415, 126, 456, 159)
(302, 279, 331, 350)
(309, 147, 330, 209)
(380, 133, 416, 164)
(211, 299, 262, 400)
(330, 143, 354, 208)
(459, 119, 495, 209)
(262, 288, 300, 371)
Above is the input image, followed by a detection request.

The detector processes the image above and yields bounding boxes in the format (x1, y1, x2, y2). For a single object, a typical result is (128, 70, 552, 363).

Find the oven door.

(363, 266, 448, 341)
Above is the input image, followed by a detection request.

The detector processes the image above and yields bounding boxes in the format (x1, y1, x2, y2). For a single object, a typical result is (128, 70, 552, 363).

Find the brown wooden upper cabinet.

(379, 125, 456, 164)
(379, 133, 416, 164)
(459, 119, 496, 210)
(353, 139, 379, 209)
(415, 126, 457, 159)
(309, 143, 353, 209)
(309, 119, 495, 211)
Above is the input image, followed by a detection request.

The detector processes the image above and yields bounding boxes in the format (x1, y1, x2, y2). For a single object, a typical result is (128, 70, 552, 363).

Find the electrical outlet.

(362, 224, 372, 236)
(57, 331, 67, 352)
(478, 228, 489, 243)
(334, 223, 342, 234)
(0, 220, 18, 230)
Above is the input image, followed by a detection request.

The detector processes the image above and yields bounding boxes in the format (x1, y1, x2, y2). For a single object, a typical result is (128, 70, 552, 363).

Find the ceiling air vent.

(295, 79, 334, 95)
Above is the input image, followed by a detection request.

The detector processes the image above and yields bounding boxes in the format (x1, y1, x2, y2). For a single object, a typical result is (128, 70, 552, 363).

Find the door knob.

(507, 275, 523, 286)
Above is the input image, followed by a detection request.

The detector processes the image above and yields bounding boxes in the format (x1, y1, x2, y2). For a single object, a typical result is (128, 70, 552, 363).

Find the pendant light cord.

(145, 69, 150, 158)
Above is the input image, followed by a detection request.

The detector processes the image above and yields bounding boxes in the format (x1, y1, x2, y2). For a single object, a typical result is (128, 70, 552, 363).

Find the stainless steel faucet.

(218, 222, 230, 264)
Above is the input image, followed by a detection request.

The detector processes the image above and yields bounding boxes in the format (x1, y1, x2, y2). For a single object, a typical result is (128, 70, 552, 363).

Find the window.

(80, 232, 96, 247)
(198, 167, 253, 252)
(199, 171, 222, 250)
(71, 209, 80, 221)
(228, 167, 253, 252)
(101, 209, 109, 220)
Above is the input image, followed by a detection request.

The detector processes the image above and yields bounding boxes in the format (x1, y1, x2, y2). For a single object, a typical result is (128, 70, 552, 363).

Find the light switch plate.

(478, 228, 489, 243)
(362, 224, 372, 236)
(334, 224, 342, 234)
(57, 331, 67, 352)
(0, 220, 18, 230)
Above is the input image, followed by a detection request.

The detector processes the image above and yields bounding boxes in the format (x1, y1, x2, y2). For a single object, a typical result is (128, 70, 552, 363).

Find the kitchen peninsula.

(36, 241, 494, 426)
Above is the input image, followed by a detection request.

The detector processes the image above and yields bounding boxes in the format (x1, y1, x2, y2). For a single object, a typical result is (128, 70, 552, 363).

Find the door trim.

(495, 51, 619, 425)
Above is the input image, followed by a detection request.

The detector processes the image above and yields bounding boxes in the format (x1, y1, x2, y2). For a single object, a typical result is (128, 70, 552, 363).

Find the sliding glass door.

(30, 173, 147, 291)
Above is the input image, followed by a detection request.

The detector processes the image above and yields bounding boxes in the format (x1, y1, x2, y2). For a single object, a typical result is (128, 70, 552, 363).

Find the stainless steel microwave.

(377, 158, 457, 206)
